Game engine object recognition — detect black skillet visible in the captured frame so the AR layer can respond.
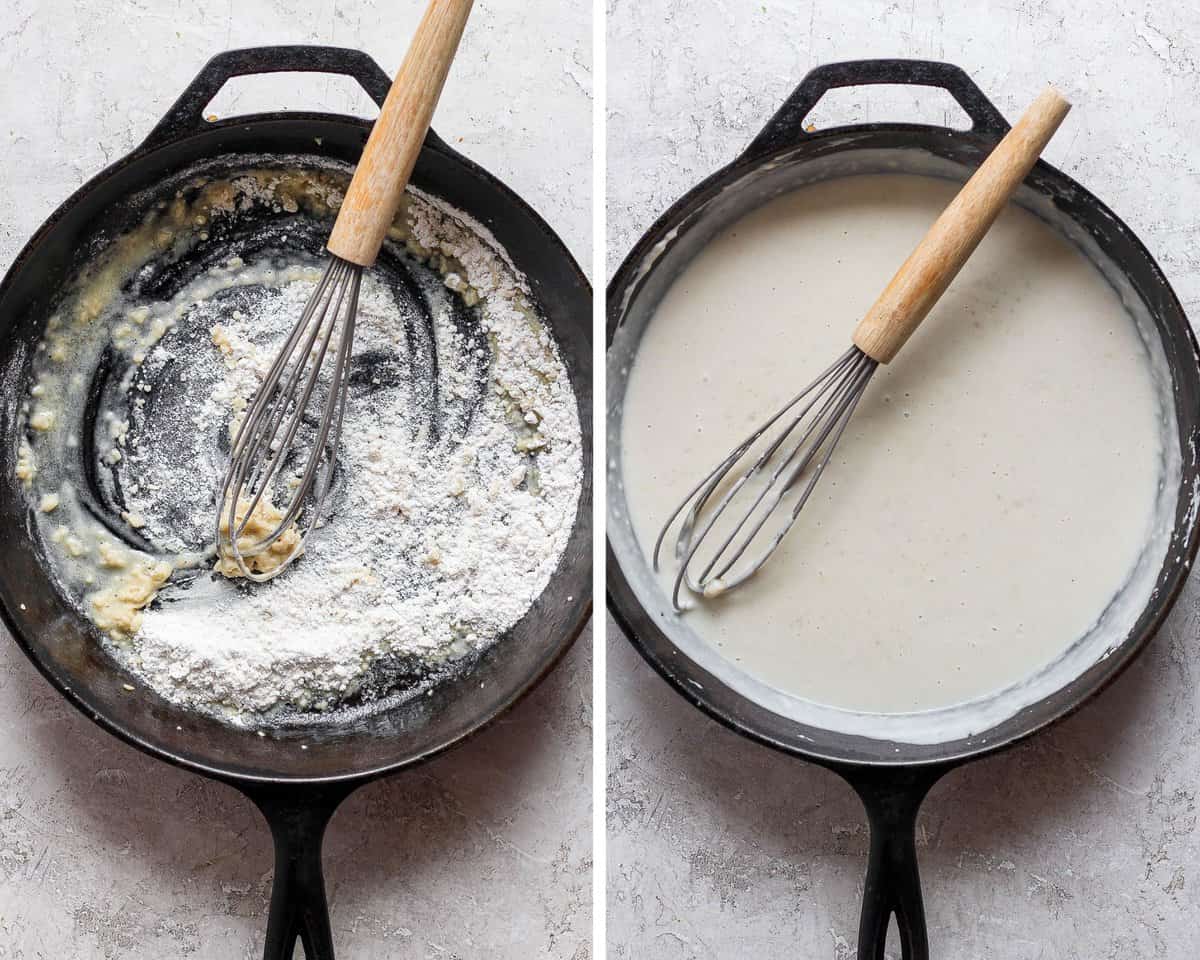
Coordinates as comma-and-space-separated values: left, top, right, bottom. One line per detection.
606, 59, 1200, 959
0, 46, 592, 959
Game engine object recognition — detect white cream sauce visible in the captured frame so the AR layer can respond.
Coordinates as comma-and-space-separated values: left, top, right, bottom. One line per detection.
620, 174, 1174, 716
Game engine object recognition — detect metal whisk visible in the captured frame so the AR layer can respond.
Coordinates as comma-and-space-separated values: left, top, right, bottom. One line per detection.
216, 258, 361, 580
654, 346, 877, 609
215, 0, 475, 580
656, 87, 1071, 610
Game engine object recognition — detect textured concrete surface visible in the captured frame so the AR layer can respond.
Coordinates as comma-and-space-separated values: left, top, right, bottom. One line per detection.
607, 1, 1200, 957
0, 1, 592, 958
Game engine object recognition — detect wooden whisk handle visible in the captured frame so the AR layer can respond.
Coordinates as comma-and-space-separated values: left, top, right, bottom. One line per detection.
326, 0, 474, 267
852, 86, 1071, 364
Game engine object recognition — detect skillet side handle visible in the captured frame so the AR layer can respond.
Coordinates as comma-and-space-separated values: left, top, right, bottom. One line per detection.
243, 782, 359, 960
139, 46, 390, 152
740, 59, 1011, 164
137, 44, 451, 155
840, 765, 949, 960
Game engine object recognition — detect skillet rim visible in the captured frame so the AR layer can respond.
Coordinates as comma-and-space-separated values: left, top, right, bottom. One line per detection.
0, 108, 594, 786
604, 118, 1200, 770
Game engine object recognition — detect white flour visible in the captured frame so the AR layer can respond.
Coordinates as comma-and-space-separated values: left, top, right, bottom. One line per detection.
20, 170, 582, 724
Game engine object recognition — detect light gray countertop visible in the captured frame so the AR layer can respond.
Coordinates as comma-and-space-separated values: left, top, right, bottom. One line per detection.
0, 1, 592, 957
607, 1, 1200, 957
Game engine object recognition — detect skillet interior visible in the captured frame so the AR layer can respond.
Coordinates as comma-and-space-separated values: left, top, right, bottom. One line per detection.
607, 130, 1200, 767
0, 115, 593, 782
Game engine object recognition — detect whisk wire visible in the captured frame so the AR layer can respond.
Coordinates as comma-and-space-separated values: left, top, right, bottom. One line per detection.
216, 255, 362, 581
675, 349, 860, 567
670, 353, 856, 599
716, 354, 874, 579
293, 270, 358, 533
651, 347, 857, 572
241, 261, 350, 532
227, 259, 342, 535
237, 258, 340, 452
658, 346, 878, 609
693, 350, 874, 588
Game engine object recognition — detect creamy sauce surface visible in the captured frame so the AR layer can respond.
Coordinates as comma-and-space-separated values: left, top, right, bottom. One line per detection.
620, 174, 1171, 714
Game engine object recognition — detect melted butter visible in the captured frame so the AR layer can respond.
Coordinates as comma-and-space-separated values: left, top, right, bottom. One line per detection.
214, 496, 304, 579
16, 169, 352, 639
88, 557, 173, 642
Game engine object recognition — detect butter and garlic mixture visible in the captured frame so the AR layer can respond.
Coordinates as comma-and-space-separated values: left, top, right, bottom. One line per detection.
16, 164, 582, 723
213, 497, 305, 579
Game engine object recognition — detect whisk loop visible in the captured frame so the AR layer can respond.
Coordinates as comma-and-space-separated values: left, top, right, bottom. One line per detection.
654, 347, 877, 611
215, 256, 361, 582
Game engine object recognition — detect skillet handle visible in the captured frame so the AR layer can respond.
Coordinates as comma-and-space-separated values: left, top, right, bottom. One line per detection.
741, 59, 1011, 163
839, 765, 949, 960
138, 44, 451, 153
241, 782, 358, 960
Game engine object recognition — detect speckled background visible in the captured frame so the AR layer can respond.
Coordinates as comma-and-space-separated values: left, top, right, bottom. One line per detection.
607, 1, 1200, 957
0, 1, 592, 957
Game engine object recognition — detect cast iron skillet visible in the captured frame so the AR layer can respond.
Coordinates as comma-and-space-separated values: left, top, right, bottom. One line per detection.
607, 60, 1200, 959
0, 46, 592, 959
